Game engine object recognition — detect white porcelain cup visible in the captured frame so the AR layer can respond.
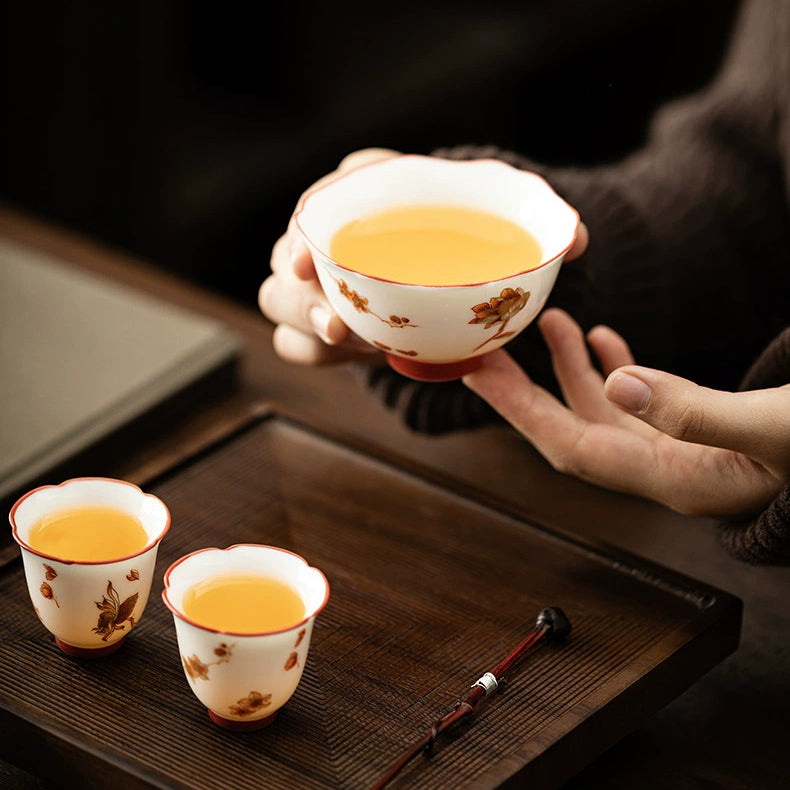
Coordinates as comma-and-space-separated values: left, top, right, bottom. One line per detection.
162, 544, 330, 730
9, 477, 171, 657
294, 154, 580, 381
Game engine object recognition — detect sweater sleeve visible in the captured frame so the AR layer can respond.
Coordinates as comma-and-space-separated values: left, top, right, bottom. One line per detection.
357, 0, 790, 435
717, 327, 790, 565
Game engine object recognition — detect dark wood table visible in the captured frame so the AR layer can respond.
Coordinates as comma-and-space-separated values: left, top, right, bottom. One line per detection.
0, 206, 787, 789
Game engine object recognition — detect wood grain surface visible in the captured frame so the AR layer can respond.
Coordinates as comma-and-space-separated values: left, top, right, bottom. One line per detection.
0, 412, 740, 789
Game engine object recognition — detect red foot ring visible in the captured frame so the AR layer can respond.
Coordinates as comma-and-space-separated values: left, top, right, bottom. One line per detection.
207, 709, 280, 731
385, 354, 484, 382
55, 637, 125, 658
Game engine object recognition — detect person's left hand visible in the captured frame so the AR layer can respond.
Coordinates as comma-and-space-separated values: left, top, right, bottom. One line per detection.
462, 308, 790, 518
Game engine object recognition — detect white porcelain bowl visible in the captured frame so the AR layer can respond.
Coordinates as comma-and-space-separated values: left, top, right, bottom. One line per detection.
10, 477, 170, 657
162, 544, 330, 731
294, 154, 580, 381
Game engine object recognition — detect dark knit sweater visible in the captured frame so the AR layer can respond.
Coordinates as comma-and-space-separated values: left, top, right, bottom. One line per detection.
357, 0, 790, 564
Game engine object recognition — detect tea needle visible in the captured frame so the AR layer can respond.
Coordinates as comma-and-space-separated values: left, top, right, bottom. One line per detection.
369, 606, 571, 790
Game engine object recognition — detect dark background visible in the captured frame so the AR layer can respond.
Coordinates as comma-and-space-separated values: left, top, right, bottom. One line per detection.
1, 0, 741, 308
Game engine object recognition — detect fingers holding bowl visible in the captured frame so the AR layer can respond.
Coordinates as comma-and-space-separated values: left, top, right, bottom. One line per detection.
260, 155, 406, 366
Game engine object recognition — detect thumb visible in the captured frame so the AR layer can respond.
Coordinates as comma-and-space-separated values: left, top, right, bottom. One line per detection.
564, 222, 589, 262
604, 366, 790, 468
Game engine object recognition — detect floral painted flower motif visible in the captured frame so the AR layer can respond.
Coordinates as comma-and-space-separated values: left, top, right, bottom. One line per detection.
372, 340, 418, 356
336, 279, 419, 329
284, 652, 299, 671
181, 654, 208, 680
338, 280, 369, 314
182, 642, 235, 681
92, 581, 138, 641
470, 288, 530, 351
39, 565, 60, 607
214, 642, 233, 660
126, 569, 140, 581
183, 654, 209, 681
40, 582, 59, 608
229, 691, 271, 717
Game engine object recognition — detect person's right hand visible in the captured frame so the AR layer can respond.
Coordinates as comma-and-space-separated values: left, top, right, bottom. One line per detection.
258, 147, 401, 365
463, 308, 790, 519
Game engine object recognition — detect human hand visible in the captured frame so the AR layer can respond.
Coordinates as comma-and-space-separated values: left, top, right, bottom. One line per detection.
463, 308, 790, 518
258, 147, 401, 365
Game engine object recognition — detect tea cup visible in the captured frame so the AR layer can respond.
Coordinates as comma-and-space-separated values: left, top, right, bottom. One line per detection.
294, 154, 580, 381
9, 477, 171, 657
161, 544, 330, 730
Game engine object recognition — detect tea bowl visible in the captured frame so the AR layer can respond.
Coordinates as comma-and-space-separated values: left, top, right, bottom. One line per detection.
9, 477, 171, 657
294, 154, 580, 381
162, 544, 330, 731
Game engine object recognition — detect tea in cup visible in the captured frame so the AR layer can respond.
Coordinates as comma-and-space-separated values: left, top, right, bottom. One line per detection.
295, 154, 579, 381
9, 477, 171, 657
162, 544, 330, 730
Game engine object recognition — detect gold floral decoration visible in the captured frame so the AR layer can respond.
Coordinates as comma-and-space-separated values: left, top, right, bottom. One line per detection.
229, 691, 272, 717
39, 582, 59, 608
182, 642, 235, 681
338, 280, 369, 314
183, 654, 209, 681
336, 279, 419, 329
93, 581, 138, 641
372, 340, 418, 356
40, 565, 59, 607
470, 288, 530, 351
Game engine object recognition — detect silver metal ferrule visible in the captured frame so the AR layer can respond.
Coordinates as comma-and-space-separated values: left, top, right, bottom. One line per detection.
471, 671, 498, 695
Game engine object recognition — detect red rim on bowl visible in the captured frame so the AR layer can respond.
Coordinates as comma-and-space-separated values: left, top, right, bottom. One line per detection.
293, 154, 581, 288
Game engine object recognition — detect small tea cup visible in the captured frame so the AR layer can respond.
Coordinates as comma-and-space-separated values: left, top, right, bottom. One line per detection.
294, 154, 580, 381
161, 544, 330, 731
9, 477, 171, 657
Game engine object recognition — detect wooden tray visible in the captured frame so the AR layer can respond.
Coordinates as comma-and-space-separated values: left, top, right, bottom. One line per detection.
0, 410, 742, 790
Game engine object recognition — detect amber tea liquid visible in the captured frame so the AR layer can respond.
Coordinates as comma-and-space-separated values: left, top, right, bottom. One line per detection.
182, 573, 306, 633
27, 505, 149, 562
329, 203, 543, 285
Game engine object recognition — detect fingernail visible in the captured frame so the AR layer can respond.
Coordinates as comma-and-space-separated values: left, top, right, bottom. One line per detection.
309, 305, 333, 344
606, 371, 652, 413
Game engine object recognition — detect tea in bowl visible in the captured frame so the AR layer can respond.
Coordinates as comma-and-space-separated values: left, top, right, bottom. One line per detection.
294, 154, 580, 381
162, 544, 330, 730
9, 477, 171, 657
